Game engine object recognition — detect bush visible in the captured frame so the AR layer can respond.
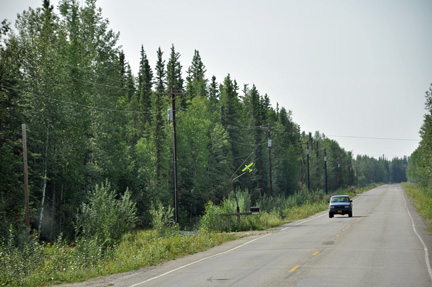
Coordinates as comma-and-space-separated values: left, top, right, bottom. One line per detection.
75, 180, 138, 248
150, 201, 179, 237
199, 191, 260, 232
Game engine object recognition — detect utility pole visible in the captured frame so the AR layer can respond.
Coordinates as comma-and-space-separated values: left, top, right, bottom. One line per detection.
306, 142, 310, 191
158, 89, 186, 224
324, 148, 328, 194
300, 158, 303, 185
267, 125, 273, 196
22, 124, 30, 229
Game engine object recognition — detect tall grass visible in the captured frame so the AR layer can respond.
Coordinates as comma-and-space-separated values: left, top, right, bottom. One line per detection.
0, 229, 235, 286
402, 182, 432, 231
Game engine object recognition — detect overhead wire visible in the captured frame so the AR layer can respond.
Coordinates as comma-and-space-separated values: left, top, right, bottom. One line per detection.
2, 85, 164, 115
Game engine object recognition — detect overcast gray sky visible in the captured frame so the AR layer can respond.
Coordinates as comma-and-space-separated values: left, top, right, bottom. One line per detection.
2, 0, 431, 159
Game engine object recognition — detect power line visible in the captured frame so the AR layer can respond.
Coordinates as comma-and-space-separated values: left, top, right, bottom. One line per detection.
328, 135, 420, 142
3, 85, 163, 114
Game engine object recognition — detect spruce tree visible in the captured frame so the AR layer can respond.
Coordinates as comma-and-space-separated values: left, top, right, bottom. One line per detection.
154, 47, 166, 179
167, 44, 185, 108
137, 45, 153, 128
186, 50, 207, 101
250, 85, 266, 195
208, 75, 219, 101
220, 74, 244, 178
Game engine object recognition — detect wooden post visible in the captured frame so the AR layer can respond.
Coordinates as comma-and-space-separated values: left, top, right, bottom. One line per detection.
157, 90, 187, 224
268, 125, 273, 196
171, 89, 179, 224
22, 124, 30, 229
324, 148, 328, 194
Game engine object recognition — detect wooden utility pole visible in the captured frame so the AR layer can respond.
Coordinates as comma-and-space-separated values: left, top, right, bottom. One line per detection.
306, 142, 310, 191
157, 89, 186, 223
171, 91, 179, 223
267, 125, 273, 196
22, 124, 30, 229
324, 148, 328, 194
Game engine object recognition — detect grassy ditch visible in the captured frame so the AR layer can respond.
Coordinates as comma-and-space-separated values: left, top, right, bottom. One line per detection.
402, 182, 432, 231
0, 186, 373, 286
0, 230, 235, 286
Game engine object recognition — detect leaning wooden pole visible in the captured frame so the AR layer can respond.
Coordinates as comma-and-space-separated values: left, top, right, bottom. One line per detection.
22, 124, 30, 229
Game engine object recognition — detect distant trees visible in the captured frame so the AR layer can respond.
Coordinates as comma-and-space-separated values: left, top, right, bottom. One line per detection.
354, 155, 407, 186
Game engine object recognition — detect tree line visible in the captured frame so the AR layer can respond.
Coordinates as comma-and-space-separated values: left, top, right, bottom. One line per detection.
407, 83, 432, 187
0, 0, 408, 241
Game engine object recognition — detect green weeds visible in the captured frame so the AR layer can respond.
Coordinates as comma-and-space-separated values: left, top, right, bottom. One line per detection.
0, 230, 234, 286
402, 183, 432, 231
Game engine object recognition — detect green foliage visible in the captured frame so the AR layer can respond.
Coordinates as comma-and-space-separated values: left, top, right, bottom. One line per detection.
150, 201, 179, 237
199, 191, 256, 232
408, 83, 432, 187
199, 188, 330, 233
0, 228, 234, 286
402, 183, 432, 231
75, 180, 137, 248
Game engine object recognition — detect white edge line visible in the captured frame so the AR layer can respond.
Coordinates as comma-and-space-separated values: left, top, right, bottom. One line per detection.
131, 210, 329, 286
129, 233, 272, 287
402, 190, 432, 282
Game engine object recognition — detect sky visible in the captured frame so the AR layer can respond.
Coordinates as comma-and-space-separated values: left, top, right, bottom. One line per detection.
2, 0, 432, 159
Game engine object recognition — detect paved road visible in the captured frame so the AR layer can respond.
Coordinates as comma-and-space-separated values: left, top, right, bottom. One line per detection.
65, 184, 432, 287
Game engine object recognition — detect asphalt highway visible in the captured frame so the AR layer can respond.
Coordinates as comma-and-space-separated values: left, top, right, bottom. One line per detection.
63, 184, 432, 287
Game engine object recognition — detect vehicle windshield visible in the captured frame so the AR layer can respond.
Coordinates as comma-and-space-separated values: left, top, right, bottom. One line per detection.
331, 197, 350, 203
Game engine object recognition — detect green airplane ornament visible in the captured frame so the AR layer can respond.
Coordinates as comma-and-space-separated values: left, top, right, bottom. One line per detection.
242, 162, 254, 173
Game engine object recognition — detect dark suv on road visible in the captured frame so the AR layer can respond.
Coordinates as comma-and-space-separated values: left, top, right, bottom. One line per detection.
329, 195, 352, 218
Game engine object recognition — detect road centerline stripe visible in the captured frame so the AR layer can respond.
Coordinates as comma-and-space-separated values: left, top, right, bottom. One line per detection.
289, 265, 301, 272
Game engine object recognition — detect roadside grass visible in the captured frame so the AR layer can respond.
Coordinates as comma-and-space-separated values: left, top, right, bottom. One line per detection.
0, 185, 375, 286
402, 182, 432, 231
0, 230, 236, 286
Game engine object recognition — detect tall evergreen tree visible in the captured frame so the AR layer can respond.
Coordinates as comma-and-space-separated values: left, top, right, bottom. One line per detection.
153, 47, 167, 179
167, 44, 185, 108
137, 45, 153, 128
219, 74, 245, 182
250, 85, 267, 194
208, 75, 219, 102
186, 50, 207, 101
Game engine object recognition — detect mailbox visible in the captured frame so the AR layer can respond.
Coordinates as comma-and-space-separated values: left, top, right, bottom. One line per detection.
250, 206, 260, 215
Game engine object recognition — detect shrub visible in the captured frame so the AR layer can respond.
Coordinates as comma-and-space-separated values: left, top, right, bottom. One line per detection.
199, 191, 260, 232
75, 180, 137, 248
150, 201, 179, 237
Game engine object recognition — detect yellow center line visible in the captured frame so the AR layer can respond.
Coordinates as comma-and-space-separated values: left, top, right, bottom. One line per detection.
289, 265, 301, 272
312, 251, 320, 256
342, 229, 346, 232
336, 234, 340, 237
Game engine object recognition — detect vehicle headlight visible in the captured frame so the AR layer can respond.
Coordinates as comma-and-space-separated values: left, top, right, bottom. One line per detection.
345, 205, 350, 208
